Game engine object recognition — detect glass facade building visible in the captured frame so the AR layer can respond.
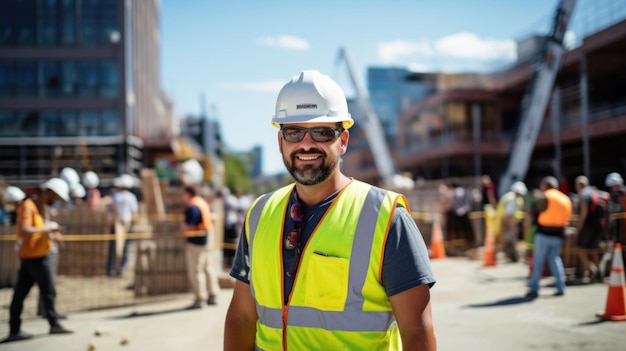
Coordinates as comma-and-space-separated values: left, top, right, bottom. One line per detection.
0, 0, 168, 188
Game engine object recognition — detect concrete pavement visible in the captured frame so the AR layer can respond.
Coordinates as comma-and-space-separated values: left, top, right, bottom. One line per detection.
1, 257, 625, 351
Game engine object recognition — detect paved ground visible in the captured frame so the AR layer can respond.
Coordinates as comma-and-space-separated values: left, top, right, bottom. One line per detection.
1, 256, 625, 351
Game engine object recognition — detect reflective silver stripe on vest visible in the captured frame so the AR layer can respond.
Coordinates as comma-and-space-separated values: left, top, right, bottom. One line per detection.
248, 192, 273, 302
255, 187, 396, 332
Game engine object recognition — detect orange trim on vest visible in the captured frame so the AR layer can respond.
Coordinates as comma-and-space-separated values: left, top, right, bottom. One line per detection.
189, 196, 213, 232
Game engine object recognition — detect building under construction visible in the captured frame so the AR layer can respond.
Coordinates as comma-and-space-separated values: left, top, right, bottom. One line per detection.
342, 6, 626, 193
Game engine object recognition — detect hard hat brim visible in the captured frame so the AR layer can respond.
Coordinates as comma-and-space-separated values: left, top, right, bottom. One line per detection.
272, 116, 354, 129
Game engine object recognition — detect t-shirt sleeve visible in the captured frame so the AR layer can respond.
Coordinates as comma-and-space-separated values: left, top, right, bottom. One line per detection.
184, 205, 202, 226
382, 207, 436, 296
229, 223, 250, 284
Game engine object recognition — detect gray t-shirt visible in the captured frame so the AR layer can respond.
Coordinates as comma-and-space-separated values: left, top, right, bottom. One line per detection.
229, 191, 436, 304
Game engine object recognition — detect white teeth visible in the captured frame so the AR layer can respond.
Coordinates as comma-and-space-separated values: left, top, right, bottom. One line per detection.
298, 155, 318, 161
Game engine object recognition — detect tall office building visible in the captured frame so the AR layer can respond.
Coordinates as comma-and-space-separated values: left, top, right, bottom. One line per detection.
0, 0, 172, 188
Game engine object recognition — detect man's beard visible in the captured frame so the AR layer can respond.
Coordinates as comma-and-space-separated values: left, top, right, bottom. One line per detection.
284, 149, 338, 186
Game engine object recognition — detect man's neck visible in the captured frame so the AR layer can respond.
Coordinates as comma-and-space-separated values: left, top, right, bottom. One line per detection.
295, 173, 351, 206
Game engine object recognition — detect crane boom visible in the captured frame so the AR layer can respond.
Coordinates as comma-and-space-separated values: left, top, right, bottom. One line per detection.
336, 47, 397, 187
498, 0, 576, 197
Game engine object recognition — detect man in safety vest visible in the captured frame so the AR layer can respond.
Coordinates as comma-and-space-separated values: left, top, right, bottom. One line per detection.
495, 181, 527, 263
224, 70, 436, 350
5, 179, 73, 342
526, 176, 572, 298
181, 185, 220, 308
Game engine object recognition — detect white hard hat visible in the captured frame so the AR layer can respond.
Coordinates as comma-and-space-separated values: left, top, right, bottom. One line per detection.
70, 183, 86, 198
60, 167, 80, 186
43, 177, 70, 202
511, 181, 528, 196
272, 70, 353, 129
605, 172, 624, 187
180, 159, 204, 185
113, 174, 135, 189
82, 171, 100, 189
5, 186, 26, 202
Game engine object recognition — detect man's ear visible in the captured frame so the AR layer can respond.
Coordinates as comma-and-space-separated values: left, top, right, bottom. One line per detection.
277, 130, 284, 153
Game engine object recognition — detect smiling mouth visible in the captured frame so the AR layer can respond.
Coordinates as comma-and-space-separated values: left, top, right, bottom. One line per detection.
297, 155, 321, 161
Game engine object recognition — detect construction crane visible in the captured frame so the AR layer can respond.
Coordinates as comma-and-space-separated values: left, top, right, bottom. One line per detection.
498, 0, 577, 197
336, 47, 413, 189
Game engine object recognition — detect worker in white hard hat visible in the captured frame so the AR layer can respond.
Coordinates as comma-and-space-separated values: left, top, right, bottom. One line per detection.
106, 174, 138, 276
59, 167, 80, 188
2, 186, 27, 226
495, 181, 528, 263
5, 178, 73, 342
82, 171, 101, 211
604, 172, 625, 262
224, 70, 436, 350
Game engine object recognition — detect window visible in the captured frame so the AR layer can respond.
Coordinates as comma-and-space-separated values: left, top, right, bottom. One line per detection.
0, 1, 15, 45
41, 61, 62, 96
15, 0, 36, 45
79, 0, 99, 45
0, 0, 119, 47
59, 111, 78, 136
16, 62, 37, 96
76, 61, 98, 96
0, 112, 20, 136
61, 61, 75, 95
101, 110, 119, 136
0, 62, 16, 96
39, 0, 59, 45
20, 111, 40, 136
100, 61, 119, 96
80, 110, 99, 136
60, 0, 75, 44
40, 111, 59, 136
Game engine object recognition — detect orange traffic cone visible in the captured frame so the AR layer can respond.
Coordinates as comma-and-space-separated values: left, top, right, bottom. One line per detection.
429, 216, 447, 259
596, 243, 626, 321
482, 208, 496, 267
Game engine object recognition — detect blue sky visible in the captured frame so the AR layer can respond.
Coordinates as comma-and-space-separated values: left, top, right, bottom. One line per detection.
160, 0, 570, 175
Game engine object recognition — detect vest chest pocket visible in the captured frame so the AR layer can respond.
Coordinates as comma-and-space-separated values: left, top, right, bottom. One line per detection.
301, 252, 349, 311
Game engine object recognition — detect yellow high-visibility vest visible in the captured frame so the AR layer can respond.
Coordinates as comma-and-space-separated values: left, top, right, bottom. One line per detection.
245, 179, 408, 350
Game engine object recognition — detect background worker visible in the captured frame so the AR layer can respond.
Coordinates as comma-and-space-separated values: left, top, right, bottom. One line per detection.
495, 181, 527, 263
605, 172, 626, 266
82, 171, 101, 211
526, 176, 572, 298
181, 185, 220, 308
224, 70, 436, 350
106, 174, 138, 276
574, 175, 608, 283
5, 179, 73, 342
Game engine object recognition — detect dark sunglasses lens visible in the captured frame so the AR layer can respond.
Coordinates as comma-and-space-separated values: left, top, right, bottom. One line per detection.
310, 127, 337, 142
283, 128, 306, 142
282, 127, 339, 142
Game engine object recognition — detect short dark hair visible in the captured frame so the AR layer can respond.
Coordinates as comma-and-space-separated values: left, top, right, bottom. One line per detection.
184, 186, 197, 197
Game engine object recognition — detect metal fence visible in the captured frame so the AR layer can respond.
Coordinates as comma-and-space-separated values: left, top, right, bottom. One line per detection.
0, 208, 232, 323
1, 204, 624, 323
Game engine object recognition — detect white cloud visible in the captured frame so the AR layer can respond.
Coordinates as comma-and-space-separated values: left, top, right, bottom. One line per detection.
434, 32, 516, 62
217, 80, 286, 93
377, 39, 433, 63
407, 63, 435, 73
256, 35, 310, 50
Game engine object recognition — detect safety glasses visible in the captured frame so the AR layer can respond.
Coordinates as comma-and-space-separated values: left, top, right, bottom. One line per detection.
280, 126, 343, 143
